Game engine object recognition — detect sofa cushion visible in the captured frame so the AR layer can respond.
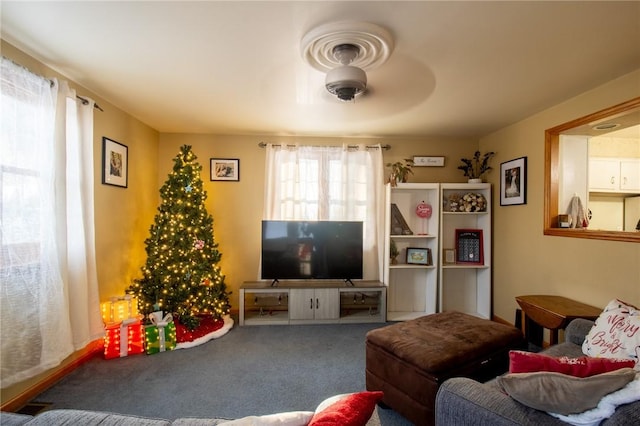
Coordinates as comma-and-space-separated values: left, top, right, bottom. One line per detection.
218, 411, 314, 426
582, 299, 640, 367
171, 419, 229, 426
496, 368, 636, 415
509, 350, 635, 377
22, 409, 171, 425
0, 412, 34, 426
308, 391, 383, 426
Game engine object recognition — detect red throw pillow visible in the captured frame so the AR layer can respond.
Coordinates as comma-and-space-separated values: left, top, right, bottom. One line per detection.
308, 391, 384, 426
509, 350, 635, 378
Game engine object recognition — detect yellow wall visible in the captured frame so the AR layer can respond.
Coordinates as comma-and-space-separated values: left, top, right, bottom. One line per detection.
93, 100, 159, 301
1, 41, 160, 406
158, 134, 476, 308
480, 70, 640, 325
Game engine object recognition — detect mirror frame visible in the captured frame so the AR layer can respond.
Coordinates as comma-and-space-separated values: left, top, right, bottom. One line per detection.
544, 97, 640, 243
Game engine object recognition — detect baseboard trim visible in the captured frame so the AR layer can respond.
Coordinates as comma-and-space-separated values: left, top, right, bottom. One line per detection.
1, 339, 103, 413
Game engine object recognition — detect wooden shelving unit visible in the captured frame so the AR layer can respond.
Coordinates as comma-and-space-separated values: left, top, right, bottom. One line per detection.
383, 183, 440, 321
438, 183, 492, 319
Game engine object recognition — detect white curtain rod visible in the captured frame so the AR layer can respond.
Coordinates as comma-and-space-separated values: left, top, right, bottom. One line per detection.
258, 142, 391, 150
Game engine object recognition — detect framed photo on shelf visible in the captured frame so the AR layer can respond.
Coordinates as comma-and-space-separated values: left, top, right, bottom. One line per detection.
406, 247, 432, 265
102, 137, 128, 188
500, 156, 527, 206
443, 248, 456, 264
210, 158, 240, 181
455, 229, 484, 264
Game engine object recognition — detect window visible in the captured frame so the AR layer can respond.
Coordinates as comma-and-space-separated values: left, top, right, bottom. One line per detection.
267, 148, 369, 220
1, 58, 101, 388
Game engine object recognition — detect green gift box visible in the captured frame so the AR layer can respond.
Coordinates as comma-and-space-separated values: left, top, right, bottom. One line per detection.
145, 313, 176, 354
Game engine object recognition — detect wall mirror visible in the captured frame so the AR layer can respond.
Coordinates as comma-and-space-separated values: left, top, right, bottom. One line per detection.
544, 97, 640, 243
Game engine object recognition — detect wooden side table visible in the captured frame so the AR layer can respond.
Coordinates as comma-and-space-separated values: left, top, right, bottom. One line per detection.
515, 295, 601, 345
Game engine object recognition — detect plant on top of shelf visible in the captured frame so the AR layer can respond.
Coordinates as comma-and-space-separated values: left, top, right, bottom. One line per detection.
386, 159, 414, 186
458, 151, 495, 182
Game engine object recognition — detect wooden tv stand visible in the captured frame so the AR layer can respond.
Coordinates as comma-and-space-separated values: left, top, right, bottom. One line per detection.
239, 280, 386, 326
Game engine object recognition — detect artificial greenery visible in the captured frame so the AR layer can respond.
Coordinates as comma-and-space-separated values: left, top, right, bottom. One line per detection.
386, 159, 414, 184
457, 151, 495, 179
389, 240, 399, 263
128, 145, 230, 330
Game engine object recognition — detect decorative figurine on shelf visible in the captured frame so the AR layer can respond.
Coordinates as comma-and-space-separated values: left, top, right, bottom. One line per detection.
458, 193, 487, 212
390, 240, 399, 265
386, 159, 414, 186
415, 201, 432, 234
458, 151, 495, 182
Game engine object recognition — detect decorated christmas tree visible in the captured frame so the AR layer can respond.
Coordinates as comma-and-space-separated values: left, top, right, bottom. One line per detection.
129, 145, 230, 331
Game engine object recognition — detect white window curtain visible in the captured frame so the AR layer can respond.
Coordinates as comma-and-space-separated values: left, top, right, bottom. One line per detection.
0, 58, 103, 388
263, 144, 385, 280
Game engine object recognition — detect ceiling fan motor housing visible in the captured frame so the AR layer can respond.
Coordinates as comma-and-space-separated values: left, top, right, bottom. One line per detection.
325, 65, 367, 101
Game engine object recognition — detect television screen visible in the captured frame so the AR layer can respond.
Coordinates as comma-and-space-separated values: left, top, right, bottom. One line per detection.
261, 220, 363, 281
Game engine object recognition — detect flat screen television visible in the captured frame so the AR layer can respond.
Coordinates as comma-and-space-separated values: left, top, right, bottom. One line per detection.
261, 220, 363, 283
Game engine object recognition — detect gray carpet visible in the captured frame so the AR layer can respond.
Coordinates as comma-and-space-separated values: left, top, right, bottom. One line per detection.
31, 320, 412, 425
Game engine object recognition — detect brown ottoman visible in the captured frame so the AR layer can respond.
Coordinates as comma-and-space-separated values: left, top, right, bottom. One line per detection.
365, 311, 525, 426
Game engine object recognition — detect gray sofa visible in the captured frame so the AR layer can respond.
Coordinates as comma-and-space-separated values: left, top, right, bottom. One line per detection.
435, 318, 640, 425
0, 410, 206, 425
0, 410, 386, 425
0, 402, 386, 426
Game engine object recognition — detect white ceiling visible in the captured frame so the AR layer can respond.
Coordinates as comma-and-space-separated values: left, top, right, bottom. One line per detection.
2, 1, 639, 139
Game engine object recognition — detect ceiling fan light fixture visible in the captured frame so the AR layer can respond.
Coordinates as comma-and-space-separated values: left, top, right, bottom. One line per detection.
300, 21, 393, 101
325, 65, 367, 101
592, 123, 621, 131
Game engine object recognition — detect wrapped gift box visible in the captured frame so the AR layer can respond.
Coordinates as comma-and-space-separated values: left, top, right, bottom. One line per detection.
104, 318, 145, 359
101, 295, 139, 324
145, 312, 176, 354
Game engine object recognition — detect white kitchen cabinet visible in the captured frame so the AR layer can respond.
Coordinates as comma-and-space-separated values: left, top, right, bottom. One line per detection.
589, 158, 640, 193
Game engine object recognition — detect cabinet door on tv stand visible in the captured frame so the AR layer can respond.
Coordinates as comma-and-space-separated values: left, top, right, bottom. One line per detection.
313, 288, 340, 320
290, 288, 339, 321
290, 288, 315, 320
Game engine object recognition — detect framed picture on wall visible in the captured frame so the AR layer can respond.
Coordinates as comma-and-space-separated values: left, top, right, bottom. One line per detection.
500, 156, 527, 206
210, 158, 240, 181
102, 137, 128, 188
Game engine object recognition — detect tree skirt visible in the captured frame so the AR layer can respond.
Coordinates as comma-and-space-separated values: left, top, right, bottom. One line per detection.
174, 314, 233, 350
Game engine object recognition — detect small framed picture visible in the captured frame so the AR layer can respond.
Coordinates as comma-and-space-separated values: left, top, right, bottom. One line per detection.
443, 249, 456, 264
102, 137, 128, 188
210, 158, 239, 181
406, 247, 432, 265
500, 156, 527, 206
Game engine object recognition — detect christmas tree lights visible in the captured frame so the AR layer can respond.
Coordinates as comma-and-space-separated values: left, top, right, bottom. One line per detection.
128, 145, 230, 330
